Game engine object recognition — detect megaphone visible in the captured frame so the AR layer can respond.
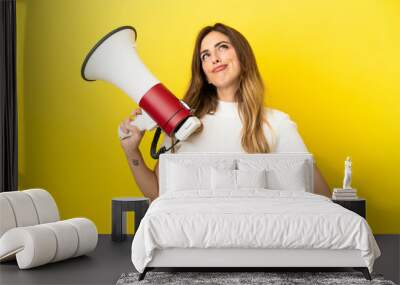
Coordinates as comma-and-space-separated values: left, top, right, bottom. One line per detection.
81, 26, 201, 158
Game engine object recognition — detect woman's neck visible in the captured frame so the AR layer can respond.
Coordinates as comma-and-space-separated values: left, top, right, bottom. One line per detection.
216, 82, 239, 102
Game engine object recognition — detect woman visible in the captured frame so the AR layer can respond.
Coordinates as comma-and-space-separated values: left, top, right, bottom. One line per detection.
120, 23, 331, 201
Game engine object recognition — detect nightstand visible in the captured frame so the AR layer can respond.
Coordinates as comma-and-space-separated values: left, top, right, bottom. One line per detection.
332, 198, 366, 218
112, 197, 150, 242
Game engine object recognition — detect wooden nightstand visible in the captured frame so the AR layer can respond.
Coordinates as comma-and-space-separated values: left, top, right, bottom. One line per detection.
332, 198, 366, 218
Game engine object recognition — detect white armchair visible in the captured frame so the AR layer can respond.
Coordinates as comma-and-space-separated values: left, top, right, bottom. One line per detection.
0, 189, 98, 269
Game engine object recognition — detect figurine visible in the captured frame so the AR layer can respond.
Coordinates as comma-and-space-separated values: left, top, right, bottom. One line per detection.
342, 156, 352, 189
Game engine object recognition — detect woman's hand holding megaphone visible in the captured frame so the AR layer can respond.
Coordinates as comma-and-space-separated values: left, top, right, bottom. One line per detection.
120, 108, 145, 157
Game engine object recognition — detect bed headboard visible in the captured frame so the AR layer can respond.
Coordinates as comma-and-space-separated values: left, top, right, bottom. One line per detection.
158, 153, 314, 195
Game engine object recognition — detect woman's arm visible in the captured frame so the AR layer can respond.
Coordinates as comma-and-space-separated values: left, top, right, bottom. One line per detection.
120, 108, 160, 202
270, 113, 331, 197
313, 165, 331, 198
123, 151, 159, 202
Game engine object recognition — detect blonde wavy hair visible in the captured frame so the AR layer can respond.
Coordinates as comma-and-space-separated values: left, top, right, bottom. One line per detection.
175, 23, 272, 153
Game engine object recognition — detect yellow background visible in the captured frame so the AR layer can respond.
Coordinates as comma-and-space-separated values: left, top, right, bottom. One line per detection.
16, 0, 400, 234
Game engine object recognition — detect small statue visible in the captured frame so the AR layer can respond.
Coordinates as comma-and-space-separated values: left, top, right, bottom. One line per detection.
342, 156, 352, 189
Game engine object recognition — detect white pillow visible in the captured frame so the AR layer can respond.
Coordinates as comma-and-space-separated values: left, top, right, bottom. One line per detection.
211, 168, 236, 190
237, 159, 307, 191
167, 162, 210, 191
166, 159, 236, 192
266, 163, 306, 191
211, 169, 267, 190
236, 169, 267, 189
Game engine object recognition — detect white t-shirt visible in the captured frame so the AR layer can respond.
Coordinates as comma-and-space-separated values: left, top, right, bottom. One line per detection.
161, 100, 308, 153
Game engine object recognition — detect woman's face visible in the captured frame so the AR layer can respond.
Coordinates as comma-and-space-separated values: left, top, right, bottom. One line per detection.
200, 31, 241, 90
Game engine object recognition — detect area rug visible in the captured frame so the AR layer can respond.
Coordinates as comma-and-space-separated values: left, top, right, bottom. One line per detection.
116, 271, 396, 285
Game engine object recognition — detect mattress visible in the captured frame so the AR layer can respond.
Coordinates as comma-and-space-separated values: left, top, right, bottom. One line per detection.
131, 190, 381, 273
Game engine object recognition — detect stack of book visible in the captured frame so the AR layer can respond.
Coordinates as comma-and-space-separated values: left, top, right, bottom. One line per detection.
332, 188, 358, 200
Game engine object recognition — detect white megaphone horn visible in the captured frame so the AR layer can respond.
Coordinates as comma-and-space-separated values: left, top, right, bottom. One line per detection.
81, 26, 201, 158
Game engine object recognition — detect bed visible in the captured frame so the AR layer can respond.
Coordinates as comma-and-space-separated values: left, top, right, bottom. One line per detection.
131, 153, 381, 280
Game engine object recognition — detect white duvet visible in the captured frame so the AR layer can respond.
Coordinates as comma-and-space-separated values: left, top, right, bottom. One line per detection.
131, 190, 380, 273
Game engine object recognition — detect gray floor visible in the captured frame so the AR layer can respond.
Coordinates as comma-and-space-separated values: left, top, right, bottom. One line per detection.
0, 235, 398, 285
375, 235, 400, 284
0, 235, 135, 285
